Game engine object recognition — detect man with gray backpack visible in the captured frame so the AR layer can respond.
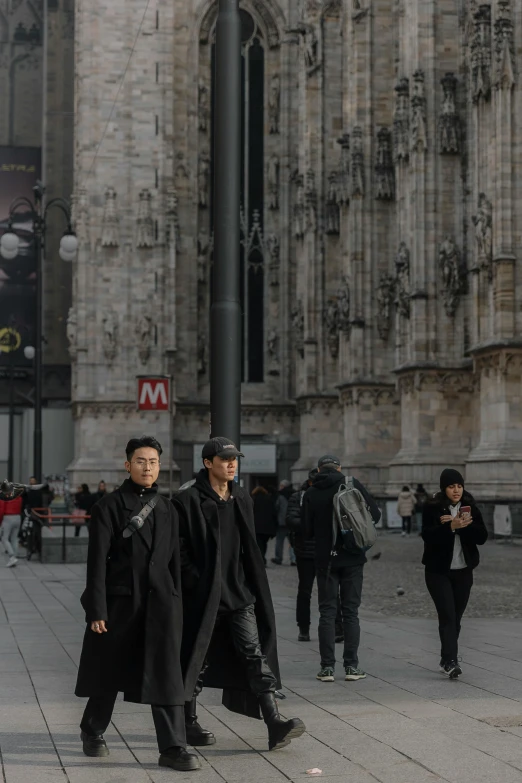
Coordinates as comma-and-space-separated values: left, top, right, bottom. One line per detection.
303, 455, 381, 683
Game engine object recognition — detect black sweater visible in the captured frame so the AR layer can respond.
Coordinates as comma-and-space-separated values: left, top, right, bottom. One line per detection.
421, 491, 488, 574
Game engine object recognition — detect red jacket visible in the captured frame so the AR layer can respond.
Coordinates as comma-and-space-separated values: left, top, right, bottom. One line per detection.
0, 496, 23, 523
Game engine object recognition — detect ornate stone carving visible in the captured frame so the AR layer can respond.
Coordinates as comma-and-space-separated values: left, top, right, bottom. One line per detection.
394, 242, 411, 319
351, 127, 364, 197
376, 273, 395, 340
439, 73, 460, 154
267, 329, 279, 374
323, 297, 339, 357
198, 81, 209, 132
293, 173, 306, 239
251, 0, 280, 48
165, 187, 180, 251
136, 189, 154, 249
71, 187, 89, 241
197, 229, 210, 283
393, 78, 409, 162
494, 0, 515, 90
197, 331, 207, 376
411, 70, 427, 153
267, 154, 279, 209
337, 277, 351, 334
323, 0, 342, 18
325, 172, 340, 235
102, 311, 118, 361
336, 133, 350, 205
198, 153, 210, 208
472, 192, 493, 278
268, 74, 280, 134
101, 187, 119, 248
439, 237, 465, 317
136, 314, 153, 364
266, 234, 280, 286
292, 22, 319, 75
66, 308, 77, 359
471, 4, 492, 103
305, 169, 317, 232
291, 299, 305, 356
375, 128, 395, 200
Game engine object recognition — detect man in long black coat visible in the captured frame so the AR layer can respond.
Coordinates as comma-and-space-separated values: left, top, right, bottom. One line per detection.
174, 437, 306, 752
75, 436, 200, 772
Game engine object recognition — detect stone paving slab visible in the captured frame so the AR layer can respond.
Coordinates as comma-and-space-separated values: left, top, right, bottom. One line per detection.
2, 540, 522, 781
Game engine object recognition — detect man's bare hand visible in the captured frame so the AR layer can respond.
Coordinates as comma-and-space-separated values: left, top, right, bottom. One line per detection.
91, 620, 107, 634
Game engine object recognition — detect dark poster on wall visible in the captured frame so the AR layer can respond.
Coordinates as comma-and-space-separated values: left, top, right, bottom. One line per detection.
0, 146, 41, 368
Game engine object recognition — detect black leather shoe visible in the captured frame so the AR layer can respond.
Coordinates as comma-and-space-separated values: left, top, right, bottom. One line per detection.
80, 730, 109, 757
184, 697, 216, 745
258, 693, 306, 751
298, 627, 310, 642
159, 747, 201, 771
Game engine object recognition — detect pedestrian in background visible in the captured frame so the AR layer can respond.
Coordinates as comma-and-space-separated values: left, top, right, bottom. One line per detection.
397, 485, 416, 536
93, 480, 108, 503
414, 483, 428, 534
252, 485, 277, 565
422, 468, 488, 679
0, 492, 23, 567
74, 484, 94, 537
271, 480, 295, 565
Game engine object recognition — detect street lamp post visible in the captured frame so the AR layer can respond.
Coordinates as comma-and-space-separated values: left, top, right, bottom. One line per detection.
211, 0, 242, 448
0, 184, 77, 481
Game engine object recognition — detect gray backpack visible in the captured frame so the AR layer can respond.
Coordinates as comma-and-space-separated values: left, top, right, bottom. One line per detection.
332, 477, 378, 555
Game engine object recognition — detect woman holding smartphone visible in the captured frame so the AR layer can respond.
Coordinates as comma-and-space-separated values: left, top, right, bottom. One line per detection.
422, 469, 488, 678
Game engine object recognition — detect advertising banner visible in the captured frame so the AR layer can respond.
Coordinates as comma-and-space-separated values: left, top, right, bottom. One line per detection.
0, 146, 41, 368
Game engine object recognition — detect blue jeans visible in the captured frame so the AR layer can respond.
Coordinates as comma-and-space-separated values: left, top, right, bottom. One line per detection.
317, 563, 364, 668
274, 526, 295, 563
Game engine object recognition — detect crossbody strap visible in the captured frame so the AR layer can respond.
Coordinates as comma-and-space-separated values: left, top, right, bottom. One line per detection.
122, 494, 160, 538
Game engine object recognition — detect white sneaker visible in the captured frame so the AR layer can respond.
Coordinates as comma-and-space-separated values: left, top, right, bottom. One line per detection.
6, 556, 18, 568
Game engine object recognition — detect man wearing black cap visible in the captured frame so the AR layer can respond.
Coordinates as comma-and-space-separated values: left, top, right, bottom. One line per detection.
174, 437, 306, 752
303, 455, 381, 683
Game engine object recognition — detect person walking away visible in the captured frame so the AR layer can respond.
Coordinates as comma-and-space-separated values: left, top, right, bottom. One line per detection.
303, 455, 381, 683
414, 483, 428, 534
272, 480, 295, 565
397, 485, 416, 536
174, 437, 306, 752
422, 468, 487, 679
74, 484, 94, 537
0, 492, 23, 567
75, 436, 200, 771
93, 480, 108, 503
252, 486, 277, 564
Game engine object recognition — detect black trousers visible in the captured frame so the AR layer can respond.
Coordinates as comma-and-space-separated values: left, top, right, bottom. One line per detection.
295, 557, 342, 631
317, 564, 364, 669
256, 533, 271, 562
80, 692, 186, 752
425, 567, 474, 662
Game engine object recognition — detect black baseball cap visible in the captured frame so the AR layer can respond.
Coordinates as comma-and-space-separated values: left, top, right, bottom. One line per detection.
317, 454, 341, 468
202, 437, 245, 460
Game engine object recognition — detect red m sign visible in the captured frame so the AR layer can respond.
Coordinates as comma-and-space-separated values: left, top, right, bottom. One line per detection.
137, 376, 171, 411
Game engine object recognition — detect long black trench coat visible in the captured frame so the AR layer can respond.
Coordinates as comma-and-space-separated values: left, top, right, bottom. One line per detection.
75, 480, 184, 706
173, 473, 282, 720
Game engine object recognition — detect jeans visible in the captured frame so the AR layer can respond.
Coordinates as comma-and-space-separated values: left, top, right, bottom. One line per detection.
81, 692, 186, 752
317, 564, 364, 669
295, 557, 342, 631
401, 516, 412, 534
274, 526, 295, 564
2, 515, 20, 558
415, 511, 423, 534
425, 568, 473, 662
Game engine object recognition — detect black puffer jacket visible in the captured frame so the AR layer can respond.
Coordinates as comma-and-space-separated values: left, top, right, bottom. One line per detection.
422, 490, 488, 574
286, 483, 315, 560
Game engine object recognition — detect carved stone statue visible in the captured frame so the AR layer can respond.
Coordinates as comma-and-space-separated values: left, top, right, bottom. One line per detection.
101, 187, 119, 248
136, 314, 153, 364
376, 274, 395, 340
324, 298, 339, 357
439, 73, 460, 154
411, 70, 427, 153
393, 78, 409, 162
102, 311, 118, 361
136, 189, 154, 249
293, 174, 306, 239
165, 187, 180, 250
336, 133, 351, 205
472, 192, 493, 274
394, 242, 411, 319
291, 299, 305, 356
267, 154, 279, 209
337, 277, 351, 334
267, 329, 279, 374
439, 237, 464, 317
351, 127, 364, 197
494, 0, 515, 90
266, 234, 280, 286
198, 154, 210, 208
375, 127, 395, 200
325, 172, 340, 235
66, 307, 77, 359
198, 81, 209, 133
471, 4, 492, 103
268, 74, 280, 134
305, 169, 317, 232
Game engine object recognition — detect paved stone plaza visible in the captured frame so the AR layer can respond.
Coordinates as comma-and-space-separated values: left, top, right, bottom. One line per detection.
2, 536, 522, 782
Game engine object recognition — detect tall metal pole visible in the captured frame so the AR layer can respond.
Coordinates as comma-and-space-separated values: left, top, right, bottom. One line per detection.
210, 0, 242, 447
34, 229, 43, 481
7, 349, 15, 480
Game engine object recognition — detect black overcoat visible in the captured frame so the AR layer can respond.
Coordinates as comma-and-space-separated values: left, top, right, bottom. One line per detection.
75, 480, 184, 706
173, 473, 281, 720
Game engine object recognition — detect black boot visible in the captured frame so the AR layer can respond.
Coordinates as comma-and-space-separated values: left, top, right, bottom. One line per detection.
184, 698, 216, 746
158, 747, 201, 771
298, 626, 311, 642
80, 730, 109, 757
258, 692, 306, 751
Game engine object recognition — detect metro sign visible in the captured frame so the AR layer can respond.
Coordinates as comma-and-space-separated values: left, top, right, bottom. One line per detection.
137, 376, 171, 411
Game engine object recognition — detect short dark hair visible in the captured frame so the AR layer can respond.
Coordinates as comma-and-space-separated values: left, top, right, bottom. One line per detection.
126, 436, 163, 461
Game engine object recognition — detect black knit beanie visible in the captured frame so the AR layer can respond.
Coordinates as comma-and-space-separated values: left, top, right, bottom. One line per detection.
440, 468, 464, 491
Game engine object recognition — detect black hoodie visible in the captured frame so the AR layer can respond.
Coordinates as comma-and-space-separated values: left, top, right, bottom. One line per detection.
303, 469, 381, 569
